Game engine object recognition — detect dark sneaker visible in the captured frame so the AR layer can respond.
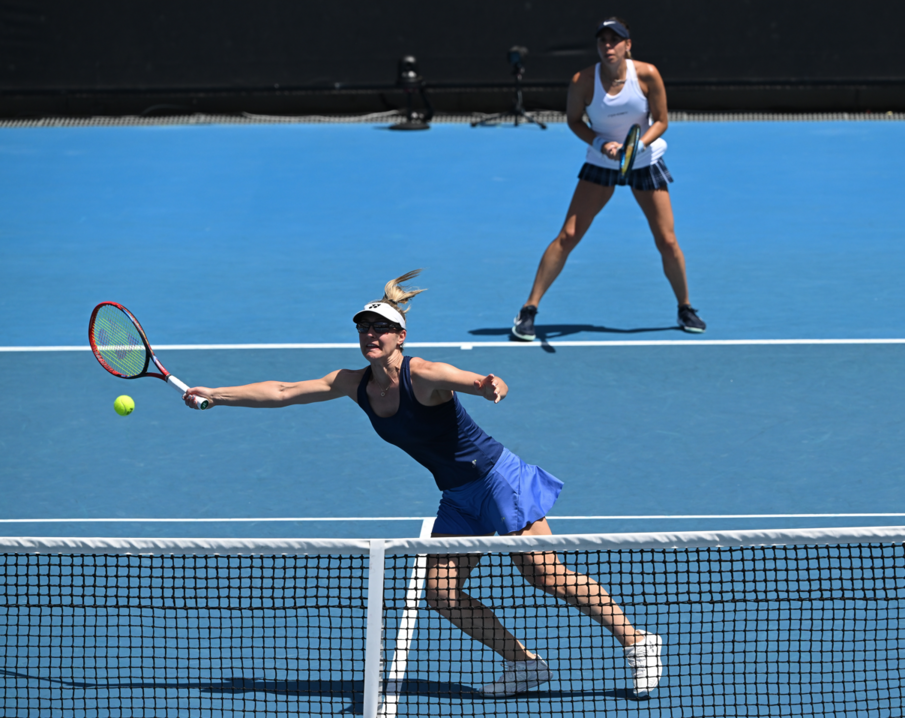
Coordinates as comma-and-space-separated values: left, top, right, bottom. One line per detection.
512, 305, 538, 341
678, 304, 706, 333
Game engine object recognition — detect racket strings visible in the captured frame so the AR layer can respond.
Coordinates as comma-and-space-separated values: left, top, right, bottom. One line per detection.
91, 305, 148, 378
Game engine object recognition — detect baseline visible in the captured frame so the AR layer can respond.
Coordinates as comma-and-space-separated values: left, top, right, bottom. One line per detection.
3, 513, 905, 523
3, 338, 905, 352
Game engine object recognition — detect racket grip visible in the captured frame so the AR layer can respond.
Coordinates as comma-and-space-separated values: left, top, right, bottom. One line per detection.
167, 375, 210, 410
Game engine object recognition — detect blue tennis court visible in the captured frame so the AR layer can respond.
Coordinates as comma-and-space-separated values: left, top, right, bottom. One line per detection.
1, 117, 904, 716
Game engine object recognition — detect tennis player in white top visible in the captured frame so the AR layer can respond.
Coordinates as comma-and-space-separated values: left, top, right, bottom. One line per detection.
512, 17, 706, 340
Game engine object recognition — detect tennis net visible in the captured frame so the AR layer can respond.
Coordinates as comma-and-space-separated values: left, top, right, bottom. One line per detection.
2, 527, 903, 717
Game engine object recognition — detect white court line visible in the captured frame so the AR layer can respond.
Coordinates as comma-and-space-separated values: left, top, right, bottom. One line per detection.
0, 517, 433, 523
2, 338, 905, 352
3, 513, 905, 523
381, 517, 435, 717
551, 513, 905, 519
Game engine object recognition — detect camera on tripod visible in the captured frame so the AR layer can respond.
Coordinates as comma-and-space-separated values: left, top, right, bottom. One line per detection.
508, 46, 528, 76
390, 55, 434, 131
472, 46, 546, 129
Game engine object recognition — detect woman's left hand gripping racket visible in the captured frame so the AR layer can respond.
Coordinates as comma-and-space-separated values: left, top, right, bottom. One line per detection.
89, 302, 209, 410
619, 124, 642, 179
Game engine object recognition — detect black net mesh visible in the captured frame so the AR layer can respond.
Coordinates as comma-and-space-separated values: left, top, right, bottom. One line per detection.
380, 543, 904, 716
1, 553, 369, 716
1, 537, 903, 717
1, 112, 903, 129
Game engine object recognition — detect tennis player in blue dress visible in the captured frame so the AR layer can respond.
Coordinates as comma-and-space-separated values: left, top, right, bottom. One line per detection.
184, 270, 663, 698
512, 17, 706, 341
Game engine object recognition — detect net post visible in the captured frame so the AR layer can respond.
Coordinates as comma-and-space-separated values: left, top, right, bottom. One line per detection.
362, 539, 386, 718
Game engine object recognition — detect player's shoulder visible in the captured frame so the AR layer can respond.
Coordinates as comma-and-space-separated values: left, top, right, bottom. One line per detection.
328, 366, 368, 401
333, 366, 368, 387
408, 355, 435, 374
570, 64, 598, 87
409, 356, 456, 380
632, 60, 663, 83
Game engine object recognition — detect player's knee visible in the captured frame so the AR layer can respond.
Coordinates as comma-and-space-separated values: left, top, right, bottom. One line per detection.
424, 585, 459, 612
654, 232, 679, 255
524, 563, 570, 597
531, 572, 569, 598
555, 227, 581, 253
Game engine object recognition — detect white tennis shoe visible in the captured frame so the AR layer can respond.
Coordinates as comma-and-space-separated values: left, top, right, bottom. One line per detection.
624, 630, 663, 697
480, 654, 552, 696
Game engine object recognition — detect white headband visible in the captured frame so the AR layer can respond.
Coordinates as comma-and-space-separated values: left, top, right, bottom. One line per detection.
353, 302, 406, 329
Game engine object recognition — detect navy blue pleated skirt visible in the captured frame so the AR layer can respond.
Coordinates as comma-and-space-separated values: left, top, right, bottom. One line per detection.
578, 158, 674, 190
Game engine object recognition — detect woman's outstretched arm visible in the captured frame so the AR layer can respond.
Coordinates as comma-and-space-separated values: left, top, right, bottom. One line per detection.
411, 358, 509, 404
183, 368, 363, 409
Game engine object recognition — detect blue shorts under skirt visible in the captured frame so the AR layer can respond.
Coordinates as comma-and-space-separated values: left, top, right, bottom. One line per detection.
433, 448, 564, 536
578, 158, 674, 191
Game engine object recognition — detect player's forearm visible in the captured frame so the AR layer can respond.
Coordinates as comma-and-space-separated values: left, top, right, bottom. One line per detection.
568, 117, 597, 146
453, 371, 508, 402
454, 373, 492, 396
210, 381, 297, 408
423, 364, 486, 395
642, 119, 667, 147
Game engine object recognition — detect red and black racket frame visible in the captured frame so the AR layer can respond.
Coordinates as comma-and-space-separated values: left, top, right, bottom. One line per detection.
88, 301, 208, 409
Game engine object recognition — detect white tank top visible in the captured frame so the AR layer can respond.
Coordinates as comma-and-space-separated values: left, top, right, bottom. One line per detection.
584, 60, 666, 170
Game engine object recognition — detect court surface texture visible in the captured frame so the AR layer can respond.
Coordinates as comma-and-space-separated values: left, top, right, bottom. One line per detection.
1, 118, 903, 716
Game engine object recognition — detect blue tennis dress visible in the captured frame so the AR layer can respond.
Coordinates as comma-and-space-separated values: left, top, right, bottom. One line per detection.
357, 356, 563, 535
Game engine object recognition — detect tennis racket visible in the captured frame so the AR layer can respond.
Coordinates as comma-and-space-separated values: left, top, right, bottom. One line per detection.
619, 124, 642, 179
88, 302, 209, 410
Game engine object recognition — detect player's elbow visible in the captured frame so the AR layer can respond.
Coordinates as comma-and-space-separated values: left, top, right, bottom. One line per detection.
566, 116, 586, 135
272, 382, 300, 405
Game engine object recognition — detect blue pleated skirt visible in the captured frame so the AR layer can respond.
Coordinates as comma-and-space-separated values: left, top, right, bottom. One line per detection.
433, 448, 564, 536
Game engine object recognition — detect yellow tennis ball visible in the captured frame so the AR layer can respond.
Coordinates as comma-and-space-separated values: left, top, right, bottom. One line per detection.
114, 395, 135, 416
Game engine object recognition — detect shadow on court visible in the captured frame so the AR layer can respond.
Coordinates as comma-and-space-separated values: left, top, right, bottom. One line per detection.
2, 669, 647, 715
470, 324, 683, 351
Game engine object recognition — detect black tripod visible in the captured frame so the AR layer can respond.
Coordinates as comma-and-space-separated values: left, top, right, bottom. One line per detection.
472, 47, 547, 130
390, 56, 434, 131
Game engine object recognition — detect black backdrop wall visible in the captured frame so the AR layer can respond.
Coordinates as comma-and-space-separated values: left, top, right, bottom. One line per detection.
2, 0, 903, 116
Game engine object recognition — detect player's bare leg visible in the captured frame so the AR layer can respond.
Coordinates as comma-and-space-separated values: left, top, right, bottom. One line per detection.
508, 518, 641, 647
525, 181, 615, 308
512, 518, 663, 697
632, 187, 689, 306
425, 549, 536, 662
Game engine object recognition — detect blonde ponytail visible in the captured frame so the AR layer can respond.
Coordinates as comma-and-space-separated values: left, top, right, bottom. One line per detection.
377, 269, 426, 318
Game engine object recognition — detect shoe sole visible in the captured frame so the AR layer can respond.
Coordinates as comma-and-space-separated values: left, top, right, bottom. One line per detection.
481, 673, 552, 697
679, 325, 705, 334
510, 328, 536, 341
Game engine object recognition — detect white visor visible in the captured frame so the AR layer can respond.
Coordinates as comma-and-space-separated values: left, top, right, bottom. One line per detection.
353, 302, 406, 329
